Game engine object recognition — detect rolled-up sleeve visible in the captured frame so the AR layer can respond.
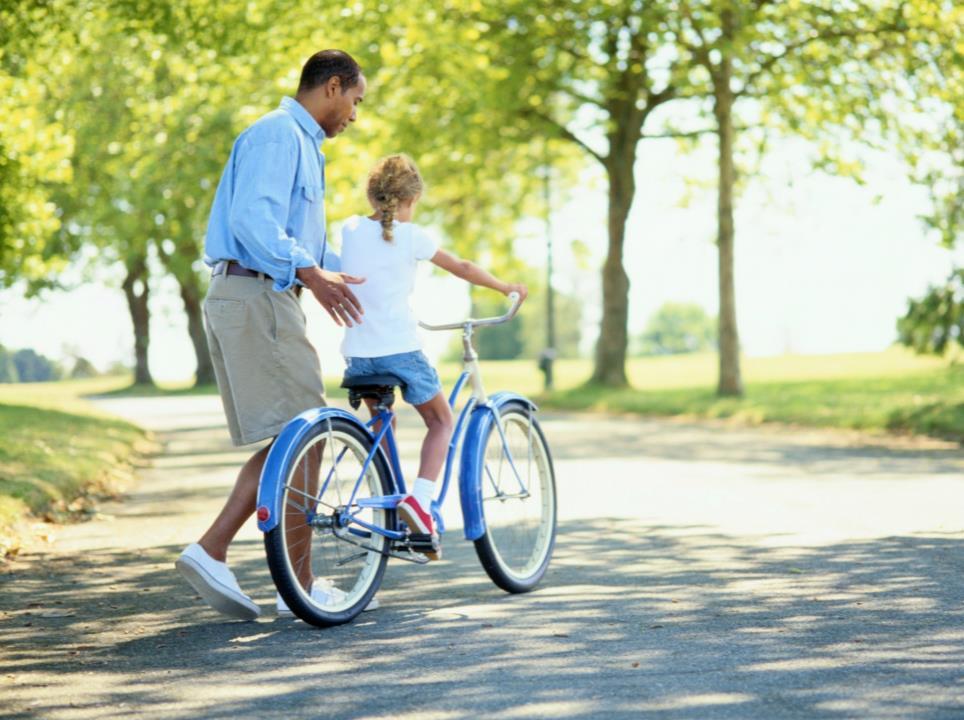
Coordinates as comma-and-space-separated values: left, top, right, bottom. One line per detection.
228, 138, 317, 291
321, 249, 341, 272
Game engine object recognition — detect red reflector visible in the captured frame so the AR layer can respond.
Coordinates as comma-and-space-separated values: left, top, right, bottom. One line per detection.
257, 506, 270, 522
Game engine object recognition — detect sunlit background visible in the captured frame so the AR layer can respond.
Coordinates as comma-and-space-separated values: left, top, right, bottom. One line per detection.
0, 0, 960, 387
1, 141, 958, 381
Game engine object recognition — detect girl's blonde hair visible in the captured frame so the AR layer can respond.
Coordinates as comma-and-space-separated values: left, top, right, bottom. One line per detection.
366, 154, 424, 242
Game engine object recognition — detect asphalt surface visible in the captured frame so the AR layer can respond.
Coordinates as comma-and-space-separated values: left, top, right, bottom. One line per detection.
2, 395, 963, 719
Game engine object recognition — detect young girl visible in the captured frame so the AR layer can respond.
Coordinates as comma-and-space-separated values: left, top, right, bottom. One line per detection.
339, 154, 527, 558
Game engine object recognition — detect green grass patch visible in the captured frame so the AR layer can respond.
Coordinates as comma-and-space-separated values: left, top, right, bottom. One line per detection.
92, 376, 219, 397
540, 349, 964, 442
58, 348, 961, 442
0, 378, 153, 557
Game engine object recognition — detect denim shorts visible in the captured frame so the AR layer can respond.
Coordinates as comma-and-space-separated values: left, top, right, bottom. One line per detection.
343, 351, 442, 406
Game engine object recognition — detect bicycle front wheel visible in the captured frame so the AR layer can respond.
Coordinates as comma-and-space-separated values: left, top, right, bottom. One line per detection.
473, 401, 557, 593
264, 417, 394, 627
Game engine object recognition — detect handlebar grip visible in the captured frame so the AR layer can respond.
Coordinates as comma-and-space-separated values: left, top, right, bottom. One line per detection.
419, 290, 524, 331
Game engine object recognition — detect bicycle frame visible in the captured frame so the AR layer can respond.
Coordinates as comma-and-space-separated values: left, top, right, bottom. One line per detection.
333, 374, 534, 540
256, 293, 536, 543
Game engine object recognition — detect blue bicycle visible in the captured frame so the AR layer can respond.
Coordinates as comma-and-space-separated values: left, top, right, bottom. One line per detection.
255, 293, 557, 627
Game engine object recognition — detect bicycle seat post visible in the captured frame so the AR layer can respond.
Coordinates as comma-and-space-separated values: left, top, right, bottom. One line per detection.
372, 393, 394, 415
346, 384, 397, 412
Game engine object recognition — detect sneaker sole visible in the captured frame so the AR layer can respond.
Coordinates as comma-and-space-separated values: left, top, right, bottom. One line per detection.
397, 503, 433, 535
277, 593, 381, 617
175, 555, 261, 620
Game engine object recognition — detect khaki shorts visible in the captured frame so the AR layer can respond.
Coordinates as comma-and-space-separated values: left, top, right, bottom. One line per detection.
204, 273, 325, 446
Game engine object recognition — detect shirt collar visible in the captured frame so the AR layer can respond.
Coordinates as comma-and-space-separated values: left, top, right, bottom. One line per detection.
280, 96, 326, 143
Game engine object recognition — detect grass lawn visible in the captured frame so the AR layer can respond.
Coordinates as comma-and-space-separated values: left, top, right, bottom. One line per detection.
102, 346, 961, 441
0, 377, 154, 557
538, 348, 964, 442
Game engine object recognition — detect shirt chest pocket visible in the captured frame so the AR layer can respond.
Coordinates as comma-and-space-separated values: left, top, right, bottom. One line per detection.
301, 182, 322, 204
296, 161, 323, 204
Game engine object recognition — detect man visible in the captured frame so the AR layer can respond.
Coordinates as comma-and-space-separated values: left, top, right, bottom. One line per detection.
175, 50, 369, 620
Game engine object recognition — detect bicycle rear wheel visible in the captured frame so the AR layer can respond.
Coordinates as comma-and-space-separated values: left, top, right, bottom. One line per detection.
473, 401, 556, 593
264, 417, 394, 627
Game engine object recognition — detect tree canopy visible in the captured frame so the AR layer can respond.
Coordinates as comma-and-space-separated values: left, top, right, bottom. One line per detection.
1, 0, 960, 386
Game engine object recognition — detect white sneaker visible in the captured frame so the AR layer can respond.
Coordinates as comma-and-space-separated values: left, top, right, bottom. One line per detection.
276, 580, 380, 617
175, 543, 261, 620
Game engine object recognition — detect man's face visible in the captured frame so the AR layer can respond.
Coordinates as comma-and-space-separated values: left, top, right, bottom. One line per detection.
320, 73, 366, 137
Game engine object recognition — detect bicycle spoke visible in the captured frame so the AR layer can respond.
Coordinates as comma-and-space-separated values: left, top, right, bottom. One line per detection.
327, 419, 343, 508
267, 417, 393, 625
302, 452, 311, 508
284, 494, 309, 513
526, 407, 534, 491
474, 405, 555, 591
335, 551, 369, 567
483, 460, 501, 497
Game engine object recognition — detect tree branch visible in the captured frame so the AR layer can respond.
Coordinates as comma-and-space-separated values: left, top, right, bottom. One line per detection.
641, 122, 760, 140
741, 22, 906, 96
523, 108, 606, 164
641, 127, 714, 140
642, 85, 677, 115
556, 83, 606, 110
677, 0, 714, 72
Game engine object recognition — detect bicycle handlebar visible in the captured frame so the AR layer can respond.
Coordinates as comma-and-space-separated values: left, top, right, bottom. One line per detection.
419, 292, 523, 331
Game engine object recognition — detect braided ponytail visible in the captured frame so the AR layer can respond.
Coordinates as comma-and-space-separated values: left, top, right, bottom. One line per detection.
379, 196, 398, 241
366, 154, 424, 242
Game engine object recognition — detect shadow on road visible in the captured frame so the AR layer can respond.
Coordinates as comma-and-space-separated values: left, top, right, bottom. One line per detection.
3, 518, 964, 718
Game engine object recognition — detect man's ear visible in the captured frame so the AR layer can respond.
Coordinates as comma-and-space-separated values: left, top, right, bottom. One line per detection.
326, 76, 342, 97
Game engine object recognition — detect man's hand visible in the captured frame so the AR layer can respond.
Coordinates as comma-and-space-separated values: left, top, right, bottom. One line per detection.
297, 266, 365, 326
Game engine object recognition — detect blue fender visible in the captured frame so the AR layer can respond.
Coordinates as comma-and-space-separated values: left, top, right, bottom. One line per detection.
459, 392, 538, 541
256, 407, 371, 532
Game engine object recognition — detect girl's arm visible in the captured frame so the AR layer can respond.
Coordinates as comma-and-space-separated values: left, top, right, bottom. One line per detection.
430, 249, 528, 301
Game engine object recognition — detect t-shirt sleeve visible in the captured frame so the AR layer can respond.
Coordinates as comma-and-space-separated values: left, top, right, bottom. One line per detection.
410, 224, 439, 261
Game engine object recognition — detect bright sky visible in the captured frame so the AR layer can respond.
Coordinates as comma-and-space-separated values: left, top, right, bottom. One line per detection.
0, 136, 960, 382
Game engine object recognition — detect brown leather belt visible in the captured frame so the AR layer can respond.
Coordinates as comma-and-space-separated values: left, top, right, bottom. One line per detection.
211, 260, 302, 297
212, 260, 268, 280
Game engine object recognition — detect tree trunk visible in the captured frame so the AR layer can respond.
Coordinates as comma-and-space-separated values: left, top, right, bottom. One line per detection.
591, 150, 634, 387
121, 254, 154, 386
154, 225, 215, 387
178, 274, 215, 386
713, 14, 744, 398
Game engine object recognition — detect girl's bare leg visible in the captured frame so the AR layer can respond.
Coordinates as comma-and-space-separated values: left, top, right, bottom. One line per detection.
412, 392, 454, 481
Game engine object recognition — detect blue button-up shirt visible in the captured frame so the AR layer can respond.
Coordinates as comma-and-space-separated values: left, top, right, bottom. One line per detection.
203, 96, 338, 291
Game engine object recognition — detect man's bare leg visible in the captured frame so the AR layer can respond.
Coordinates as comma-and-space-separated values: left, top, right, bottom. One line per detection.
285, 443, 321, 590
198, 442, 272, 562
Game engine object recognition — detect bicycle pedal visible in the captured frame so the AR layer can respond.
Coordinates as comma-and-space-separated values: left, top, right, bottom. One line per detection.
408, 533, 442, 561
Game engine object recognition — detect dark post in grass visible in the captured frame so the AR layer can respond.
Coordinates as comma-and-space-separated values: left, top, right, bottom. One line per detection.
540, 142, 556, 391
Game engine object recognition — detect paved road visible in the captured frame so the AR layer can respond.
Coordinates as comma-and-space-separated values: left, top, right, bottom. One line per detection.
2, 396, 963, 719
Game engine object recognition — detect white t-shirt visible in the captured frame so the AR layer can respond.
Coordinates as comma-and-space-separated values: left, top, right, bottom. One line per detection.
339, 215, 439, 357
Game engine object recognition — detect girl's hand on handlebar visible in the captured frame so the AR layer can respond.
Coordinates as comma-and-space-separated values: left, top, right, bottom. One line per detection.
505, 283, 528, 303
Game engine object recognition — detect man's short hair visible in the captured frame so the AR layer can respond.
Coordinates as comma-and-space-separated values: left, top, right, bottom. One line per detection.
298, 50, 362, 93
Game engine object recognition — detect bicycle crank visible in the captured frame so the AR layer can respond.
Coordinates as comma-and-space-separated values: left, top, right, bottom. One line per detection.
332, 524, 431, 565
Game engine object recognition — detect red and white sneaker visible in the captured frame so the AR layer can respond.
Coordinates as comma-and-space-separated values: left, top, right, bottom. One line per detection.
396, 495, 435, 535
396, 495, 441, 561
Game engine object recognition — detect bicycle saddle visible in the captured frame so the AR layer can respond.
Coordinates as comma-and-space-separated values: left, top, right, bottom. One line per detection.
340, 374, 406, 390
341, 374, 406, 410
